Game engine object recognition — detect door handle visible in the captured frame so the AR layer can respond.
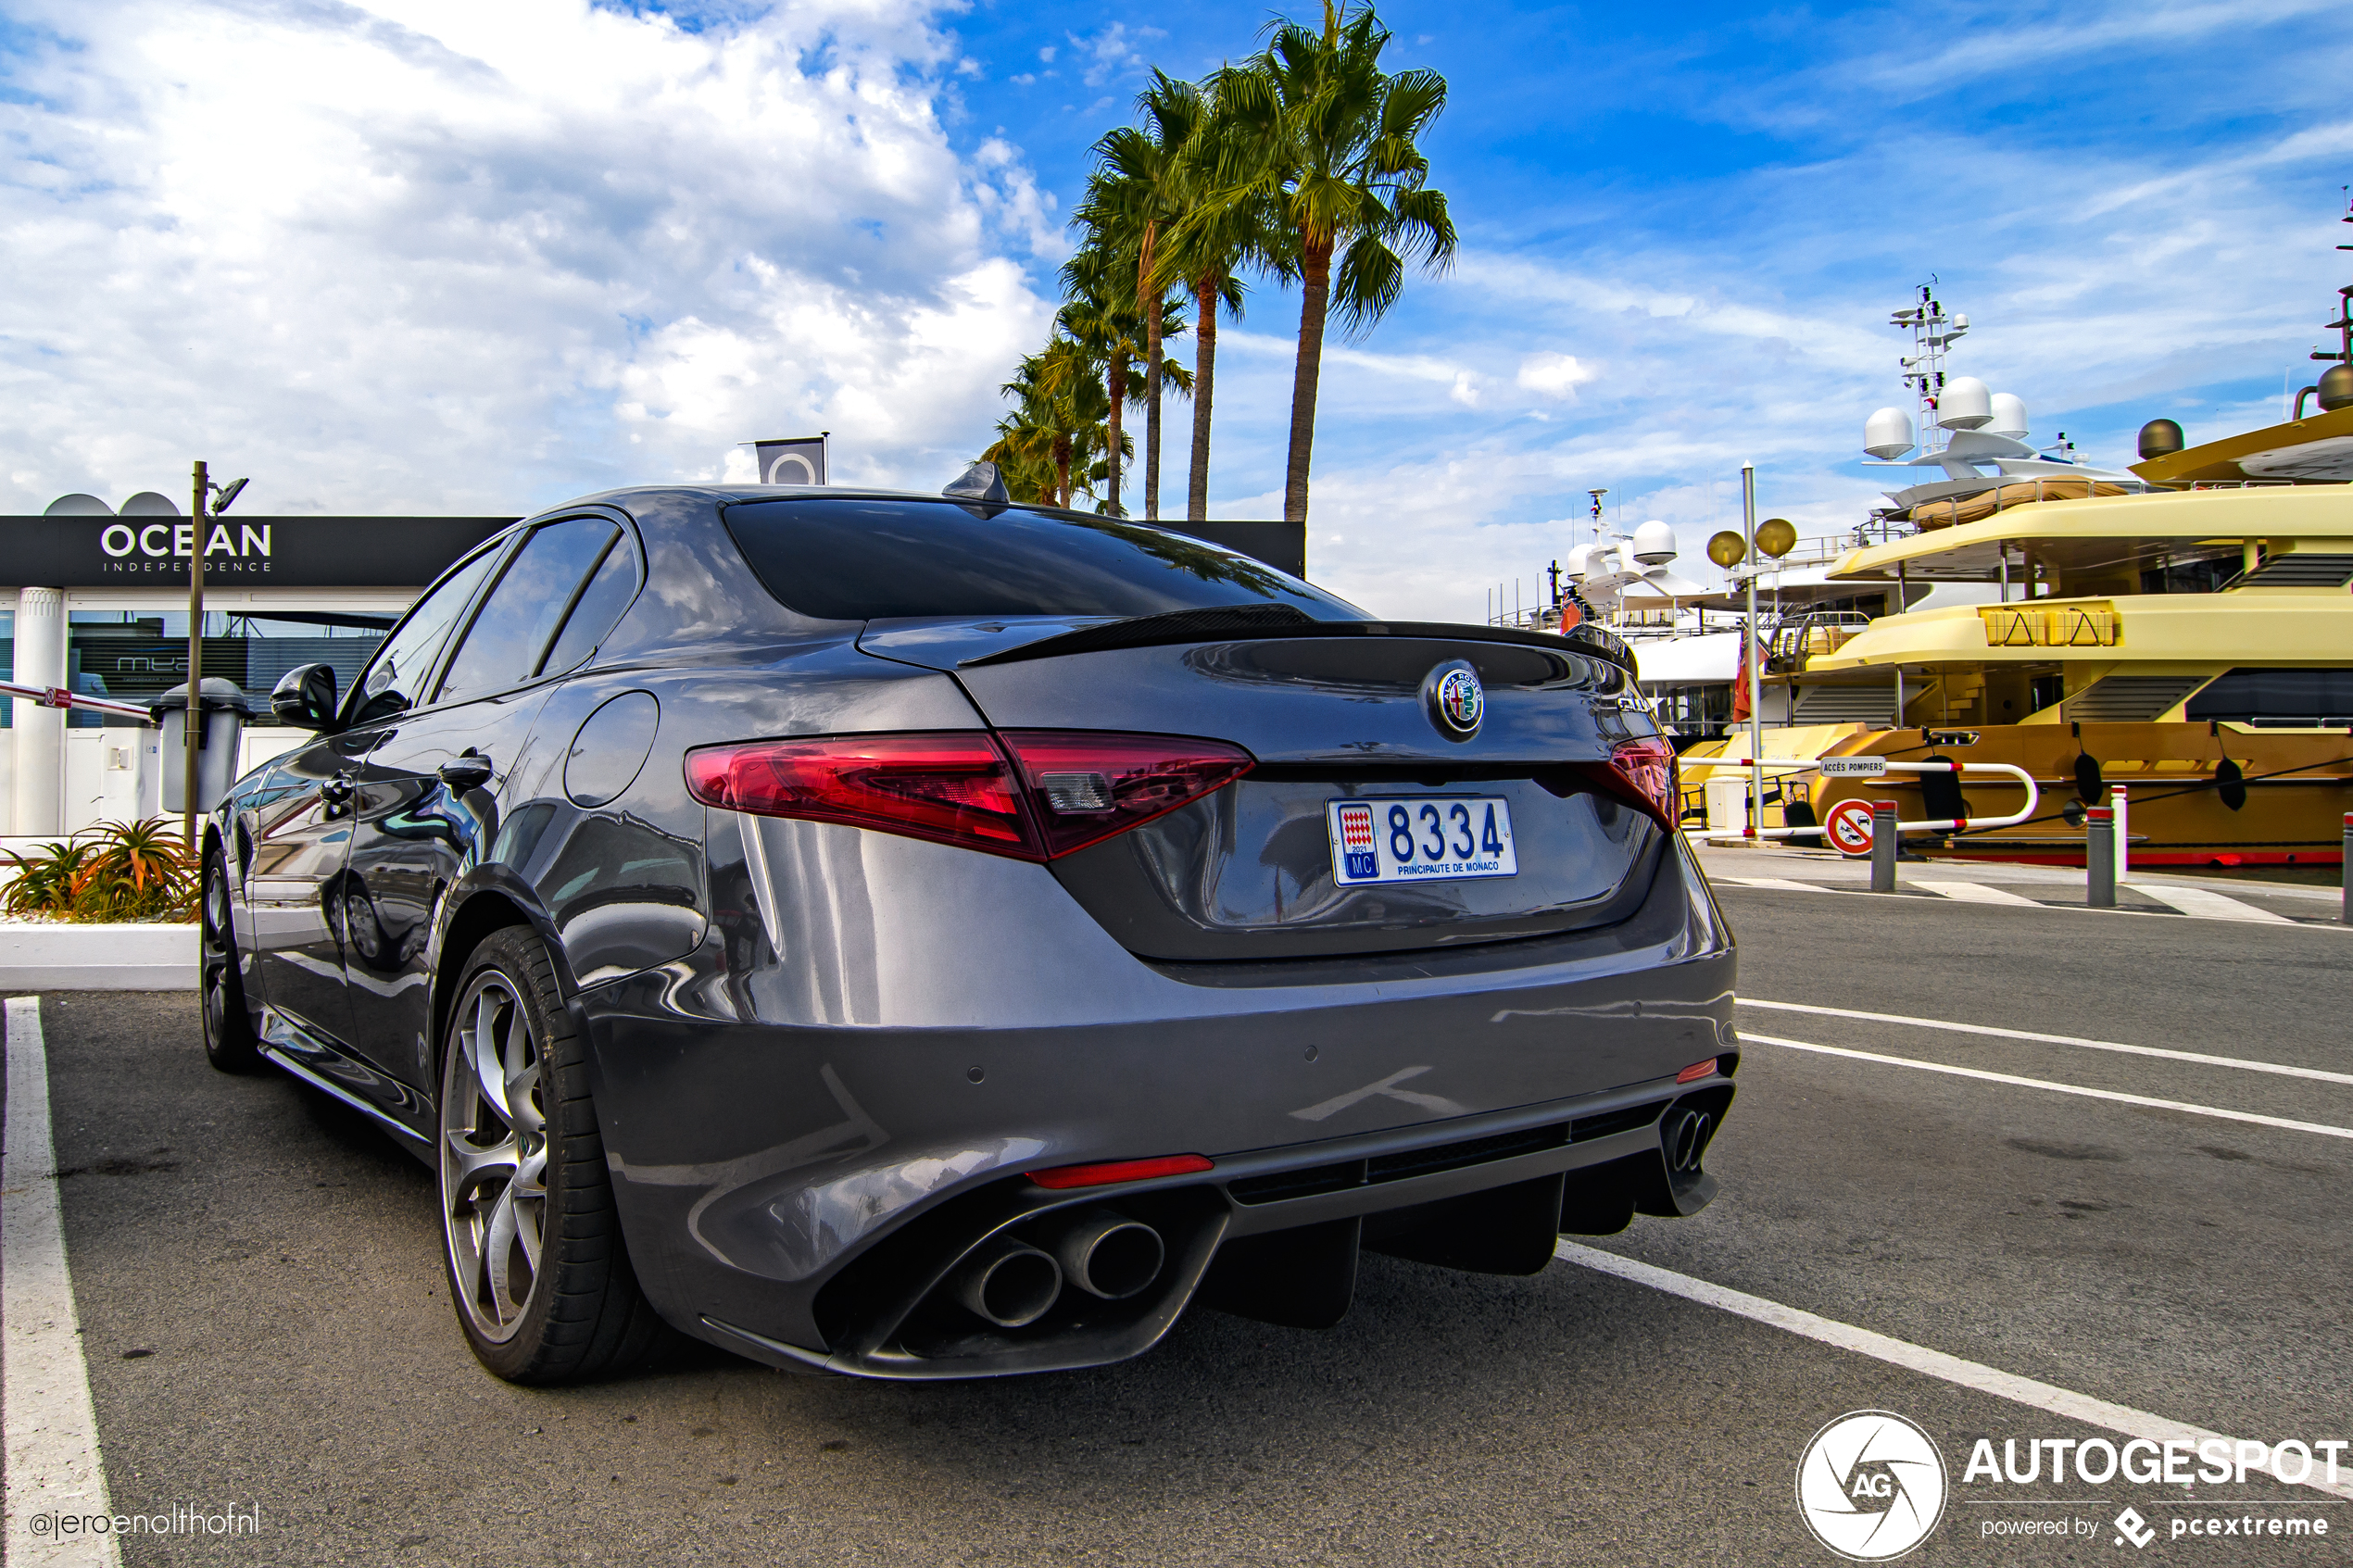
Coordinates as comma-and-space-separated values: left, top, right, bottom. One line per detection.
438, 752, 494, 791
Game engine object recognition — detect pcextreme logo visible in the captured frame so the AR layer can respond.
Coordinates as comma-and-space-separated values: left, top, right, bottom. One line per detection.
1796, 1411, 1949, 1562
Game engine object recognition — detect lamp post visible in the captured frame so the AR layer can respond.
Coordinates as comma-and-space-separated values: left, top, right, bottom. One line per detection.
1708, 484, 1798, 842
1743, 463, 1762, 838
182, 462, 249, 850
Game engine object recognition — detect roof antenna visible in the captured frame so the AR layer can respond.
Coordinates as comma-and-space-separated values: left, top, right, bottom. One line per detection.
944, 461, 1010, 504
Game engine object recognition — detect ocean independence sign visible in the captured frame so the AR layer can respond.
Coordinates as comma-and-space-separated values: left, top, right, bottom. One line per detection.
0, 515, 516, 589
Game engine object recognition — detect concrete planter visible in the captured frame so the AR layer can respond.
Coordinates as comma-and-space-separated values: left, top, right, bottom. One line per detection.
0, 921, 197, 990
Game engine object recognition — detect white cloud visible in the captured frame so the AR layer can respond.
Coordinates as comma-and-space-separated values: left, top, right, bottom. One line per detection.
1065, 22, 1163, 89
0, 0, 1057, 515
1515, 352, 1595, 399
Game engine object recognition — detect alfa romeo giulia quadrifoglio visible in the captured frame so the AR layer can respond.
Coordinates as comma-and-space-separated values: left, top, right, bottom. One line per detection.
200, 483, 1737, 1384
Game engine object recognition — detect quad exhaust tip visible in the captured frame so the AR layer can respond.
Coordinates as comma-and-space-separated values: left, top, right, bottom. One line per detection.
950, 1236, 1063, 1328
1665, 1108, 1714, 1174
1038, 1207, 1166, 1300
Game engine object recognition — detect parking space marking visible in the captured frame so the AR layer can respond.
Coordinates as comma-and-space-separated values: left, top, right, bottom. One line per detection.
1713, 876, 1840, 893
1741, 1031, 2353, 1142
1912, 879, 2042, 907
1741, 998, 2353, 1087
2133, 884, 2294, 923
4, 997, 122, 1567
1554, 1240, 2353, 1502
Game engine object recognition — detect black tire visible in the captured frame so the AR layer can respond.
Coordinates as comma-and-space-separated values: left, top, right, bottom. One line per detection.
437, 927, 671, 1384
200, 849, 263, 1073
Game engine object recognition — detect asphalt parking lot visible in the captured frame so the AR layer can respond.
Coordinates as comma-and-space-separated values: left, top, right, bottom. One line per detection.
7, 859, 2351, 1566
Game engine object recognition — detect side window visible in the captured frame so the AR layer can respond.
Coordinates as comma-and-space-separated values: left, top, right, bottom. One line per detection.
537, 532, 641, 678
437, 519, 622, 704
347, 542, 508, 726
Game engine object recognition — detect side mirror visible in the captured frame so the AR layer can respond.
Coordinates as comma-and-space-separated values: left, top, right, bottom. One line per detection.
271, 663, 341, 731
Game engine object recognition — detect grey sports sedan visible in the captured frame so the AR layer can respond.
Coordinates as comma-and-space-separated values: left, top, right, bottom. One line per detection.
201, 482, 1737, 1384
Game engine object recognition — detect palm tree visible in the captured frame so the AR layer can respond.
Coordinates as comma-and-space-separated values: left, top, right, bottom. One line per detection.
1058, 244, 1148, 516
987, 340, 1104, 508
1159, 99, 1282, 521
982, 335, 1169, 511
1076, 70, 1211, 521
1197, 1, 1455, 523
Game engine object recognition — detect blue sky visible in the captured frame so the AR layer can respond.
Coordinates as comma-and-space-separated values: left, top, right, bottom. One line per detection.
4, 0, 2347, 617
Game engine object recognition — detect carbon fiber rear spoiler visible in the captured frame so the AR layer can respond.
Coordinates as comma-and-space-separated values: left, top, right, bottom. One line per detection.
958, 606, 1635, 674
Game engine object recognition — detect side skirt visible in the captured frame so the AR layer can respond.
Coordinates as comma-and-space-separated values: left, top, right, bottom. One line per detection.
258, 1006, 434, 1161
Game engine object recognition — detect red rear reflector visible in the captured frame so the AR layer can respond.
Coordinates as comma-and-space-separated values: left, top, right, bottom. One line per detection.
1595, 734, 1680, 828
685, 730, 1253, 861
999, 731, 1254, 858
1028, 1153, 1214, 1190
1675, 1057, 1718, 1085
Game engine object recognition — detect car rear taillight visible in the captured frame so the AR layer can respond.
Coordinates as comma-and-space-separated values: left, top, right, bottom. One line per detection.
684, 731, 1253, 861
1591, 734, 1679, 828
998, 731, 1254, 858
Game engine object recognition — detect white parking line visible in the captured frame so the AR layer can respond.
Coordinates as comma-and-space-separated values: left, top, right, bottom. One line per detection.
1714, 876, 1839, 893
3, 997, 121, 1567
1554, 1240, 2353, 1502
1740, 1031, 2353, 1142
1913, 880, 2044, 907
2133, 884, 2292, 923
1741, 998, 2353, 1088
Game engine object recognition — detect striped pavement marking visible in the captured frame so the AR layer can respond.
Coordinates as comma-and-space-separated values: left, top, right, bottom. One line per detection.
1913, 879, 2043, 907
1742, 1030, 2353, 1142
4, 996, 121, 1567
1556, 1241, 2353, 1502
1740, 997, 2353, 1086
2133, 883, 2294, 924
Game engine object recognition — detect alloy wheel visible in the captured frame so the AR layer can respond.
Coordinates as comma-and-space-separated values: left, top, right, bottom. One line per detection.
440, 975, 548, 1343
201, 865, 233, 1042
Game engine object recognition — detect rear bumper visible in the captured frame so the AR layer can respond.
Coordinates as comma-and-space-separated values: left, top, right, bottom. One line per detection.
575, 832, 1737, 1374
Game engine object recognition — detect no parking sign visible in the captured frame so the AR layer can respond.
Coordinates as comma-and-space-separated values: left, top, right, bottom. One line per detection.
1825, 798, 1878, 857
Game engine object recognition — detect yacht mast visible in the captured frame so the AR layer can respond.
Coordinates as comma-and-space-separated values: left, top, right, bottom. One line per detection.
1891, 283, 1968, 457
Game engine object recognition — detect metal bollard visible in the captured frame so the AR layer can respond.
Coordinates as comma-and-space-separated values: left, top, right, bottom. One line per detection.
2342, 813, 2351, 925
2087, 807, 2116, 908
1870, 799, 1898, 893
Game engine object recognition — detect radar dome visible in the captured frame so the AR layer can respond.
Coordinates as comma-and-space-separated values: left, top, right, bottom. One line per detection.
44, 494, 113, 516
1936, 376, 1993, 432
1630, 521, 1678, 565
2320, 363, 2353, 412
1563, 544, 1594, 580
119, 492, 180, 516
1864, 407, 1915, 459
2136, 419, 2185, 459
1987, 393, 2029, 438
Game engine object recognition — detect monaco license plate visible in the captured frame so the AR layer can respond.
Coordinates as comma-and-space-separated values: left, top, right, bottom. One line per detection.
1327, 797, 1518, 885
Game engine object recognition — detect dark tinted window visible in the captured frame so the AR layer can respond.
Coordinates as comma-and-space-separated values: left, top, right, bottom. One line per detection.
538, 532, 640, 676
722, 497, 1361, 621
2185, 668, 2353, 725
438, 519, 622, 703
347, 541, 508, 725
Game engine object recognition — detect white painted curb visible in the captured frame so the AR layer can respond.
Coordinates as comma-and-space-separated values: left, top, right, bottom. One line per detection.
0, 923, 196, 991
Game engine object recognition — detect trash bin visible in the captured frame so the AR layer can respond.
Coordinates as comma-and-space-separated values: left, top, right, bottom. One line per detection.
150, 678, 255, 813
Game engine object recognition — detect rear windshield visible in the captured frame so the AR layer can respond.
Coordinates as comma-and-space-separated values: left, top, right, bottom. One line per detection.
722, 497, 1364, 621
